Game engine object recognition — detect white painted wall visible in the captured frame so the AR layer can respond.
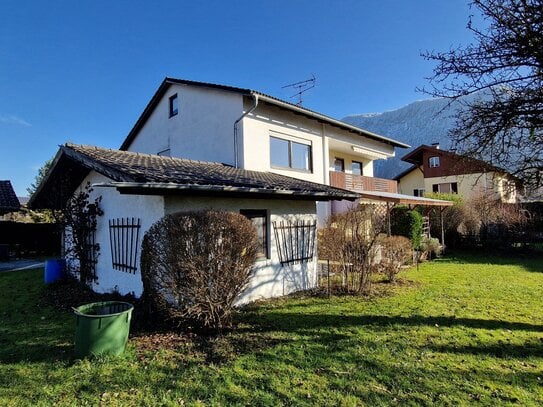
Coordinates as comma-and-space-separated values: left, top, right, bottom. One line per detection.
71, 171, 165, 296
241, 102, 325, 183
163, 196, 318, 305
240, 101, 393, 184
127, 84, 243, 165
397, 167, 425, 195
65, 172, 319, 304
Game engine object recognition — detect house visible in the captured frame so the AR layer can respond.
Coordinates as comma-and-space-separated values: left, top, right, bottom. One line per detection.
394, 144, 522, 203
29, 77, 415, 303
0, 181, 20, 216
117, 77, 410, 223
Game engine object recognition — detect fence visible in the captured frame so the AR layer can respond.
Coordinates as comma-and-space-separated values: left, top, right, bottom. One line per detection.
0, 221, 60, 259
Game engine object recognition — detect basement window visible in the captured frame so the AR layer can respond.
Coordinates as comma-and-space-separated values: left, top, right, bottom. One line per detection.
169, 94, 178, 117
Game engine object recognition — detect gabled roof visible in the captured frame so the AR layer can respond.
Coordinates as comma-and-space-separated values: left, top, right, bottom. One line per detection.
401, 144, 506, 174
0, 181, 20, 215
119, 77, 410, 151
29, 144, 360, 209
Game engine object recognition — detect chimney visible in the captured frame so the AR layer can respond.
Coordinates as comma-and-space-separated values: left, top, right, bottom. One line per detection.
431, 142, 440, 149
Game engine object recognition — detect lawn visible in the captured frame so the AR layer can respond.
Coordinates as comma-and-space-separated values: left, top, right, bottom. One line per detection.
0, 252, 542, 406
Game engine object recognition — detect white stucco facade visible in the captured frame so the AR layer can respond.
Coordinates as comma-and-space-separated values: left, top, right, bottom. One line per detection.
125, 84, 395, 190
68, 172, 319, 304
77, 171, 165, 296
127, 84, 243, 165
164, 196, 318, 305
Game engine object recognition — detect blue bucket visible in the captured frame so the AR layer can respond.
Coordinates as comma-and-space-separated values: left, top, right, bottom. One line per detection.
44, 259, 65, 284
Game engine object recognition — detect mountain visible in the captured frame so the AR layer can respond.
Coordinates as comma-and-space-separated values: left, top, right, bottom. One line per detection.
343, 97, 463, 179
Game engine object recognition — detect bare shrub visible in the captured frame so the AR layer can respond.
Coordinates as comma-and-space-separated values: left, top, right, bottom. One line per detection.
379, 235, 412, 282
140, 210, 259, 331
462, 192, 529, 247
319, 205, 387, 294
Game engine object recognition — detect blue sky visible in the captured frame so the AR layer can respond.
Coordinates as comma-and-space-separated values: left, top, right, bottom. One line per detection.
1, 0, 478, 196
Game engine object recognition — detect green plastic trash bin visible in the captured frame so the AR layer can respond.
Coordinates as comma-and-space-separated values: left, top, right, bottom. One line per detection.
74, 301, 134, 358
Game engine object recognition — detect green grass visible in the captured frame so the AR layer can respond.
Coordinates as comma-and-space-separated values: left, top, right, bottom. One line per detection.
1, 252, 542, 406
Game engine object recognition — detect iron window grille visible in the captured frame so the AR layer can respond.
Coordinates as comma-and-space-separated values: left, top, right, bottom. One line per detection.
272, 220, 316, 266
109, 217, 141, 273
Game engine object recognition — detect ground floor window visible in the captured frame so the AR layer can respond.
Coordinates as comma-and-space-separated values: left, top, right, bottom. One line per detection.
240, 210, 268, 259
432, 182, 458, 194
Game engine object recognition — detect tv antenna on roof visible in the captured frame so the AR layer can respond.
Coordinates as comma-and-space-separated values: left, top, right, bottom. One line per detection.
282, 74, 316, 106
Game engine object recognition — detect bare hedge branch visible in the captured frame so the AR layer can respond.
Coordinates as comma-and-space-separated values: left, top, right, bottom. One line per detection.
140, 210, 259, 331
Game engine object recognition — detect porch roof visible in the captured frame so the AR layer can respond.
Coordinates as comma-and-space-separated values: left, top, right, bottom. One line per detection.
357, 190, 453, 207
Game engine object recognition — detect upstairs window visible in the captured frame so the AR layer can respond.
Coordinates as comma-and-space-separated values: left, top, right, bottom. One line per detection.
334, 158, 345, 172
270, 136, 312, 172
169, 94, 178, 117
428, 156, 440, 168
352, 161, 363, 176
240, 210, 268, 259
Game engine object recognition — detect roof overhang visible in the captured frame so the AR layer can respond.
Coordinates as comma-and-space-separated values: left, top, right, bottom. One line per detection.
357, 190, 454, 207
93, 182, 360, 201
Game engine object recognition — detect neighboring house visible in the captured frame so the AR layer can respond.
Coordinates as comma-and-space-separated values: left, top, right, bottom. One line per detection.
29, 77, 413, 303
0, 181, 20, 217
394, 144, 521, 203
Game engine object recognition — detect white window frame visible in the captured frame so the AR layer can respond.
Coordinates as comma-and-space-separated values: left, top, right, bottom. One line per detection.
428, 156, 440, 168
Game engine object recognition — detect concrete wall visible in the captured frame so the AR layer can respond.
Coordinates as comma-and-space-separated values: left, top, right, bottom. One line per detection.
163, 196, 318, 305
128, 84, 243, 165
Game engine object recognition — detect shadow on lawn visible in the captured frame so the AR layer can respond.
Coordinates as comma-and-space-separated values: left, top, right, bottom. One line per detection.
245, 312, 543, 334
443, 250, 543, 273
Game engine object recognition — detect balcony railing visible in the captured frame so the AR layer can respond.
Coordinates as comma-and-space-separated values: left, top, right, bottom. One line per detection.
329, 171, 397, 194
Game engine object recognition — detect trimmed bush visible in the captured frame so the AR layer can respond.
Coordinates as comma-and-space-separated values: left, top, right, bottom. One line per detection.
140, 210, 259, 331
391, 207, 423, 250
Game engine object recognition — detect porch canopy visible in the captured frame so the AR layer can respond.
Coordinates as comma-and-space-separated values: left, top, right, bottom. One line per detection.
355, 189, 453, 251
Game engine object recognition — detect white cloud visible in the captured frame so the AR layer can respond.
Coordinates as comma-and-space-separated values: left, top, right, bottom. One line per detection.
0, 114, 31, 127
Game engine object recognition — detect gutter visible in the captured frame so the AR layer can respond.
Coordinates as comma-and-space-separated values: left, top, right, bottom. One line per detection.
91, 181, 360, 201
233, 93, 259, 168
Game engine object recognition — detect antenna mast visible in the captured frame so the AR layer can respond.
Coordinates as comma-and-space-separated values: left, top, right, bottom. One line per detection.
282, 74, 316, 106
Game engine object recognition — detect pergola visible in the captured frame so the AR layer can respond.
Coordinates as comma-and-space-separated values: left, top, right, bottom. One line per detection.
356, 190, 454, 251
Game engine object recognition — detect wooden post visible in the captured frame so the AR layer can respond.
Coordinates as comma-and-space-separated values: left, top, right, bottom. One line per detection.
440, 207, 446, 254
387, 202, 391, 237
327, 259, 331, 298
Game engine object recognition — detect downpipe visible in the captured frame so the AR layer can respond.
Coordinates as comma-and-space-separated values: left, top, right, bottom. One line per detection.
233, 93, 259, 168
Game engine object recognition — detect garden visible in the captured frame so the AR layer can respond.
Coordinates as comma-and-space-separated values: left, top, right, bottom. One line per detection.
1, 250, 542, 405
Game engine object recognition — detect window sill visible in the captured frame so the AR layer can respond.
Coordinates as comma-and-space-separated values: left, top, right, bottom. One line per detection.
270, 165, 313, 174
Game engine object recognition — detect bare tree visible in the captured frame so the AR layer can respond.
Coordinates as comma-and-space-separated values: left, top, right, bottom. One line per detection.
421, 0, 543, 189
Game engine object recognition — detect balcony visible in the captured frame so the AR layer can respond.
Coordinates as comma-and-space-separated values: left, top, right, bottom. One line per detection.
329, 171, 397, 194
